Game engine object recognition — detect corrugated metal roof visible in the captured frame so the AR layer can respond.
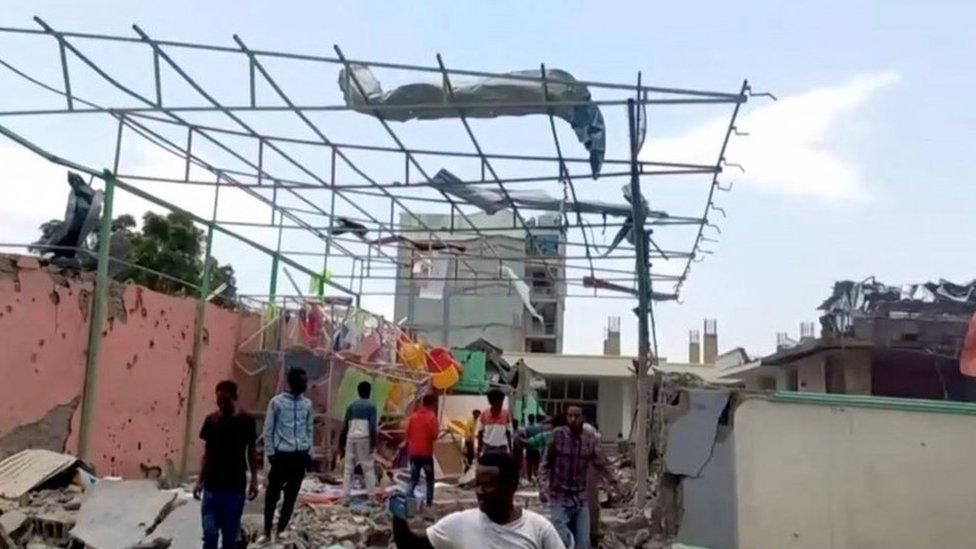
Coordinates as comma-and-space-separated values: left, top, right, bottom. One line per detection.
0, 449, 79, 500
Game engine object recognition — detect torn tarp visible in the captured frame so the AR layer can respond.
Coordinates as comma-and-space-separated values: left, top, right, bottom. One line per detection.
500, 265, 544, 322
431, 169, 640, 217
339, 65, 606, 177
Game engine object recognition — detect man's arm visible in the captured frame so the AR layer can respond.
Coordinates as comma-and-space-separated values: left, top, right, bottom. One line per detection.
247, 418, 259, 499
305, 400, 315, 455
338, 405, 352, 454
194, 419, 210, 499
392, 517, 434, 549
368, 404, 378, 450
262, 398, 277, 456
539, 433, 557, 500
592, 434, 615, 485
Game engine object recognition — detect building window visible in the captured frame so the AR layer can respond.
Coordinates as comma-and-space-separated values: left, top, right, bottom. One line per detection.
540, 376, 599, 426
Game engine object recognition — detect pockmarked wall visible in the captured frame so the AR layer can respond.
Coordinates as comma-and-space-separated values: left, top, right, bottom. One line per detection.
734, 396, 976, 549
0, 256, 260, 477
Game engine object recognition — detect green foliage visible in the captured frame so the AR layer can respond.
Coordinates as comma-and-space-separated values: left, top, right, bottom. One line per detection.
34, 210, 238, 306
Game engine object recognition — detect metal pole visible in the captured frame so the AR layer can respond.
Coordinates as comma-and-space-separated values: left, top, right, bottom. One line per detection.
179, 176, 220, 479
77, 171, 115, 461
628, 98, 651, 507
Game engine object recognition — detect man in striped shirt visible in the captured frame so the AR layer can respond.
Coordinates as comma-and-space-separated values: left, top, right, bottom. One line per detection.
477, 389, 512, 456
261, 367, 314, 542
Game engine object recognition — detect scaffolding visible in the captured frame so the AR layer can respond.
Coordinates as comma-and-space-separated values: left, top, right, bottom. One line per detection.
0, 19, 756, 503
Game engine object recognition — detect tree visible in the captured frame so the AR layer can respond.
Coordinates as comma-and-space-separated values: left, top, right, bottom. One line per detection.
33, 210, 238, 307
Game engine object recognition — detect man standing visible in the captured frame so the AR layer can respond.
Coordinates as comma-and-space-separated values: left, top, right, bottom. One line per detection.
477, 390, 512, 456
541, 405, 614, 549
340, 381, 378, 501
463, 409, 481, 469
405, 393, 439, 506
392, 452, 565, 548
195, 380, 258, 549
261, 367, 314, 542
523, 414, 543, 483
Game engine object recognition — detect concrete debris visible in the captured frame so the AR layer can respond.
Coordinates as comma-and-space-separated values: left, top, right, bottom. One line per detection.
140, 498, 202, 549
69, 480, 176, 549
0, 449, 84, 500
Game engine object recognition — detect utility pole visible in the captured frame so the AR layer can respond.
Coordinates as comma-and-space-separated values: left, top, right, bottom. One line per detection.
628, 98, 651, 507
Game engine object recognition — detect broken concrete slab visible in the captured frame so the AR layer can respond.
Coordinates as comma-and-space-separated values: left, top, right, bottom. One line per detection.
69, 480, 175, 549
140, 498, 201, 549
663, 390, 730, 477
0, 449, 82, 500
0, 509, 28, 537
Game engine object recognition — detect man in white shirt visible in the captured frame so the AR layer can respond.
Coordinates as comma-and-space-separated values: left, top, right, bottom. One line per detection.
391, 452, 565, 549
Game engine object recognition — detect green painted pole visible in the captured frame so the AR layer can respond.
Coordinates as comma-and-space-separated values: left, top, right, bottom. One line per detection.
179, 180, 219, 479
77, 171, 115, 461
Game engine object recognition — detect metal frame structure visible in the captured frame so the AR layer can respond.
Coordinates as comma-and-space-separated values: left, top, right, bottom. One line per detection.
0, 19, 756, 502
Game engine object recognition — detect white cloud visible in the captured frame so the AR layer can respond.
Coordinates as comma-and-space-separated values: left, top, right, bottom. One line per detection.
642, 70, 901, 201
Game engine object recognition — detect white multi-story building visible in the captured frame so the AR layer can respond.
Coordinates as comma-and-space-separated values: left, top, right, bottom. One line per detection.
393, 211, 565, 353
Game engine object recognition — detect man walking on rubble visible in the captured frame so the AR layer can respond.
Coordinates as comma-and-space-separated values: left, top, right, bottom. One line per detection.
523, 414, 543, 483
261, 367, 314, 543
340, 381, 378, 502
405, 393, 440, 506
541, 405, 615, 549
477, 389, 513, 457
463, 409, 481, 469
194, 380, 258, 549
391, 452, 565, 548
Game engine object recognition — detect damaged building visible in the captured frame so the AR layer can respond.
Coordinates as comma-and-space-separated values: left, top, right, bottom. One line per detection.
718, 278, 976, 401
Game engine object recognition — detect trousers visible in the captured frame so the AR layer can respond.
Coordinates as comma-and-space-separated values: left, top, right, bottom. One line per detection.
342, 437, 376, 496
263, 451, 308, 536
408, 456, 435, 505
551, 500, 590, 549
201, 490, 245, 549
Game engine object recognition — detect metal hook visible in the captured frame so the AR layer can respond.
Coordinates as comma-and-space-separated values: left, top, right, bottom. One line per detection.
721, 158, 746, 173
710, 205, 727, 218
732, 126, 750, 136
701, 236, 719, 244
748, 90, 778, 101
706, 222, 722, 234
716, 181, 735, 192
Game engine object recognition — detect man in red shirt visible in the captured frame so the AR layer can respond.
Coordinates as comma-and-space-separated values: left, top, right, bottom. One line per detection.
405, 393, 440, 506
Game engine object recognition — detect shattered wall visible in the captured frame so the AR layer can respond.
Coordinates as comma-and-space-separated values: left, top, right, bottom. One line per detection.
734, 396, 976, 548
0, 256, 260, 477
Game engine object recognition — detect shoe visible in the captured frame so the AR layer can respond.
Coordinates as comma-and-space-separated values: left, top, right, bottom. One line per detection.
253, 534, 272, 546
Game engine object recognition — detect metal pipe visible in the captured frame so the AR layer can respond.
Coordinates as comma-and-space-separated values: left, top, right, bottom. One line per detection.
77, 171, 115, 460
629, 98, 652, 508
179, 176, 220, 479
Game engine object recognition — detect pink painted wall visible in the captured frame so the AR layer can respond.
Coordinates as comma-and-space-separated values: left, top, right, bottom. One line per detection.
0, 256, 260, 477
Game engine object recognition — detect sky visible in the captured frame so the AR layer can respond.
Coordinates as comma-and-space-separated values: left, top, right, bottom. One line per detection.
1, 1, 974, 362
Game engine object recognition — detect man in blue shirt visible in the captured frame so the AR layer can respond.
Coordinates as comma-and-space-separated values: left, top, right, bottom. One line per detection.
340, 381, 378, 501
261, 367, 313, 542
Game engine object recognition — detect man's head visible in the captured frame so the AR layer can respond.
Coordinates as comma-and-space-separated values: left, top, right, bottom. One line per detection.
474, 452, 519, 522
287, 367, 308, 395
357, 381, 372, 399
487, 389, 504, 413
422, 393, 438, 410
215, 380, 238, 415
472, 409, 481, 421
566, 405, 583, 433
527, 414, 536, 425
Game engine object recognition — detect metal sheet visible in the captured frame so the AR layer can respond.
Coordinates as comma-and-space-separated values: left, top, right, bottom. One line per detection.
0, 449, 79, 500
664, 390, 730, 477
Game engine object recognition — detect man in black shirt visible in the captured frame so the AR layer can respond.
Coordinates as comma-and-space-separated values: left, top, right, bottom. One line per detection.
194, 380, 258, 549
